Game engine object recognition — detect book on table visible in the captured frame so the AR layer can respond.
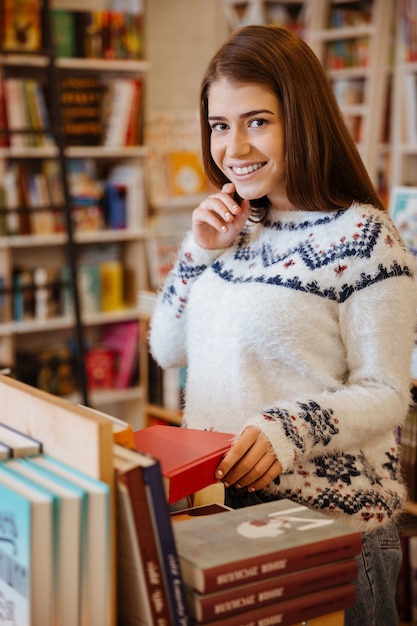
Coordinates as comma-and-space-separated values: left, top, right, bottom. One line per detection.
173, 498, 362, 595
184, 583, 356, 626
133, 425, 234, 503
185, 558, 358, 623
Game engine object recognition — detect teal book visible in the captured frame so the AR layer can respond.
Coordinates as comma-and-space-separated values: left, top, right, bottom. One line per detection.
3, 458, 84, 626
0, 465, 54, 626
26, 453, 112, 626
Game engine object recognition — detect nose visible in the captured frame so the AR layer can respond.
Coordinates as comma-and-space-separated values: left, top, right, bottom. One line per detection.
226, 127, 250, 158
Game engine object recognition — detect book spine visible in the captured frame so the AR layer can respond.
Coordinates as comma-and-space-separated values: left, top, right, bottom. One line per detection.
144, 462, 191, 626
200, 583, 356, 626
121, 467, 173, 626
185, 533, 362, 594
187, 558, 358, 622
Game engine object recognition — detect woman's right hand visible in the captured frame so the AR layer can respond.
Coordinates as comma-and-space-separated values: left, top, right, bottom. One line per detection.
192, 182, 251, 250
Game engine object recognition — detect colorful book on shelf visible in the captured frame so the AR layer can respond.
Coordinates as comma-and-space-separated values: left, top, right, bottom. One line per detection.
3, 78, 26, 148
0, 422, 42, 457
26, 454, 112, 626
103, 78, 137, 147
185, 583, 356, 626
185, 558, 358, 623
2, 0, 42, 51
3, 458, 83, 626
114, 443, 190, 625
0, 464, 54, 626
102, 321, 139, 389
173, 499, 362, 594
133, 425, 234, 504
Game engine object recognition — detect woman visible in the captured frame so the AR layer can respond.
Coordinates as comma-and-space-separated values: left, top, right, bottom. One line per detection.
149, 25, 417, 624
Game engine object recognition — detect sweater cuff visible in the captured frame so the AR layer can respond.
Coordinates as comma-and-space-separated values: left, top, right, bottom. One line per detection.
180, 231, 226, 266
244, 416, 297, 472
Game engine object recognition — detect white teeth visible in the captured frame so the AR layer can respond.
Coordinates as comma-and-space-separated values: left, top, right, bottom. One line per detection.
234, 163, 263, 175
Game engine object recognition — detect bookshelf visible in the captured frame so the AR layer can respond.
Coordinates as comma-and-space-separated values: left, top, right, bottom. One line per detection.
390, 0, 417, 188
0, 0, 149, 427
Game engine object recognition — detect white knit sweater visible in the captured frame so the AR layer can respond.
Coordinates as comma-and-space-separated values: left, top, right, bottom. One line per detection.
149, 203, 417, 532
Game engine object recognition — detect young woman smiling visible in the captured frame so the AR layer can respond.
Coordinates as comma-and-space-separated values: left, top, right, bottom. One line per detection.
149, 25, 417, 625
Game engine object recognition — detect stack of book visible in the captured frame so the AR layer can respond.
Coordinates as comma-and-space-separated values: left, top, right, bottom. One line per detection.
172, 498, 361, 626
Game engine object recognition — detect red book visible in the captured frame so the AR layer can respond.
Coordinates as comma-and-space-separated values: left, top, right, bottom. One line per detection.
186, 558, 358, 623
173, 499, 362, 594
188, 583, 356, 626
133, 426, 234, 504
114, 445, 177, 625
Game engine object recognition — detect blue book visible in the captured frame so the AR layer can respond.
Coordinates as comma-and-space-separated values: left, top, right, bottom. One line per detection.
26, 454, 112, 626
3, 458, 84, 626
0, 464, 54, 626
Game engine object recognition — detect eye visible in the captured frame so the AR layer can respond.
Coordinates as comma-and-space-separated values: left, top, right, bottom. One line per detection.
210, 122, 229, 132
249, 118, 267, 128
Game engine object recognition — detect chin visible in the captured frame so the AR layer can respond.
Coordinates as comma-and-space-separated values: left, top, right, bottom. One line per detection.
235, 186, 265, 201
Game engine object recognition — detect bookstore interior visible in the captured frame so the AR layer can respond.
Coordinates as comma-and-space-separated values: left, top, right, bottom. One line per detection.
1, 0, 417, 624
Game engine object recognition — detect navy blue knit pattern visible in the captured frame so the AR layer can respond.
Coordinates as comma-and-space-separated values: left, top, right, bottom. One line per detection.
208, 210, 413, 303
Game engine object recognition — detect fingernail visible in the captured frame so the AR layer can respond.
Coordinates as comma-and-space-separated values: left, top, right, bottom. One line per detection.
223, 481, 229, 487
224, 212, 231, 221
236, 483, 242, 489
221, 226, 227, 232
216, 469, 223, 477
248, 487, 255, 492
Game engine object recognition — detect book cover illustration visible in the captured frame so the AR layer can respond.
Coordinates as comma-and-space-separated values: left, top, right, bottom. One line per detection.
173, 499, 362, 593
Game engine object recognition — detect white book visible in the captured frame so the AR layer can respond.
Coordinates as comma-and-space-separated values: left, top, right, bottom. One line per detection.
27, 454, 112, 626
104, 79, 135, 147
0, 440, 11, 459
0, 422, 42, 457
0, 465, 54, 626
3, 78, 26, 148
5, 458, 83, 626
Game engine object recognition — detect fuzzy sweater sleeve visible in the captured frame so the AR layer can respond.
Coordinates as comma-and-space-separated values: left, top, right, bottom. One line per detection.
149, 231, 224, 368
245, 223, 417, 473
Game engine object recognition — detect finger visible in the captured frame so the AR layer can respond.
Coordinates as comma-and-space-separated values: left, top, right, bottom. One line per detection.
215, 431, 257, 480
203, 195, 242, 222
193, 205, 229, 233
245, 459, 283, 492
223, 446, 277, 487
221, 182, 236, 194
234, 454, 281, 489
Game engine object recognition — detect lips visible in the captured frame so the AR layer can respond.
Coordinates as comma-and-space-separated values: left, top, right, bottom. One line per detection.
232, 163, 265, 175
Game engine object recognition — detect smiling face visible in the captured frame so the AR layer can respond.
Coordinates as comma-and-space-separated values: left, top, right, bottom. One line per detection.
208, 78, 292, 210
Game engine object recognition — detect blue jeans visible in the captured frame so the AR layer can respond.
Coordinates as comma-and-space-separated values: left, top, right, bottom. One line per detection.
345, 520, 402, 626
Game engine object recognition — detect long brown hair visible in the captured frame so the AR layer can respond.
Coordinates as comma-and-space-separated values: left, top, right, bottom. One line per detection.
200, 25, 384, 217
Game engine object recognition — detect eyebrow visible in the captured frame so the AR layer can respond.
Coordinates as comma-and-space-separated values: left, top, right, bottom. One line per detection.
208, 109, 275, 121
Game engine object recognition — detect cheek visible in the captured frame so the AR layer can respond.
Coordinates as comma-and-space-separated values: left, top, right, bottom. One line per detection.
210, 139, 225, 169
